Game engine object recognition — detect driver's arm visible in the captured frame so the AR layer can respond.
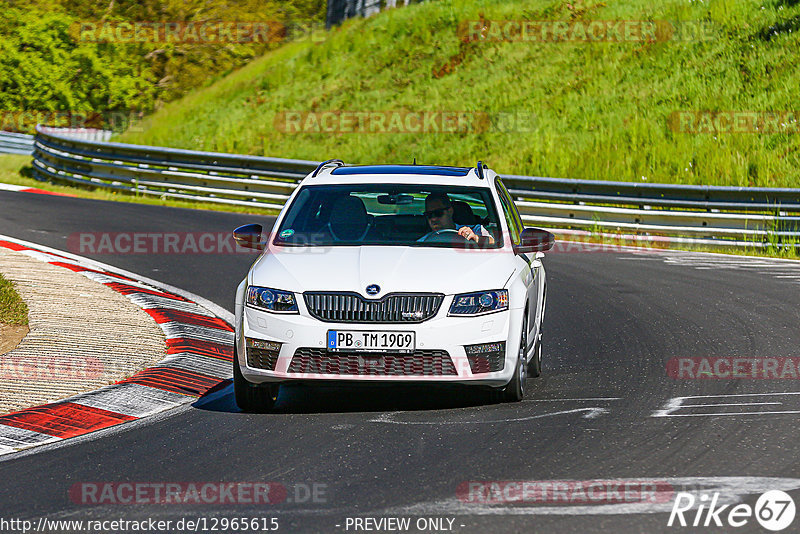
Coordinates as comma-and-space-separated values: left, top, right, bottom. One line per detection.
458, 225, 495, 244
457, 226, 479, 242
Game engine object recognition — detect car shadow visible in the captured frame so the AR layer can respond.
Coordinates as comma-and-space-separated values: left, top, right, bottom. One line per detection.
192, 381, 522, 415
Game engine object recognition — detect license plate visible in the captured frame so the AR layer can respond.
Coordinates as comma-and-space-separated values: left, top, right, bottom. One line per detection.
327, 330, 415, 353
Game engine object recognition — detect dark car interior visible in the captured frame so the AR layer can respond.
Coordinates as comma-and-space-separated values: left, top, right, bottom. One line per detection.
276, 187, 500, 246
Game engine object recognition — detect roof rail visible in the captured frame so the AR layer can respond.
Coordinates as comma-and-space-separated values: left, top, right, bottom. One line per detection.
476, 160, 487, 180
312, 159, 345, 177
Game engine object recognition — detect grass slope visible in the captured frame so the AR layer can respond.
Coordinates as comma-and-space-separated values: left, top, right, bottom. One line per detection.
119, 0, 800, 187
0, 273, 28, 326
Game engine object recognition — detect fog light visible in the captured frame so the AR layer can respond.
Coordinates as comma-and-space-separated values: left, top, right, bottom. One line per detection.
247, 338, 281, 352
464, 341, 506, 374
464, 342, 505, 355
246, 337, 281, 370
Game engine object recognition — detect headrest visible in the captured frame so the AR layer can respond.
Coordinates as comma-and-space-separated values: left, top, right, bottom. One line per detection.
329, 195, 369, 240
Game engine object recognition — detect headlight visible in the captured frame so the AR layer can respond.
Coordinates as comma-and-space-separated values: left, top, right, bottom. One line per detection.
449, 290, 508, 316
246, 286, 298, 313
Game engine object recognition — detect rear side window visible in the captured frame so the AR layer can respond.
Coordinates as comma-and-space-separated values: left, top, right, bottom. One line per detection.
495, 179, 523, 245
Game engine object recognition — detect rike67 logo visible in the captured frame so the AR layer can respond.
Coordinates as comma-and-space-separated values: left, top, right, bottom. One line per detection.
668, 490, 795, 531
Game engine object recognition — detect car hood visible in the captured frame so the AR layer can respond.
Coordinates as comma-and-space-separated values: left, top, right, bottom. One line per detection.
249, 246, 515, 296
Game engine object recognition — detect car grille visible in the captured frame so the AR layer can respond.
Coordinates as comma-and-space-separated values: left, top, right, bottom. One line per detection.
288, 348, 457, 376
303, 292, 443, 323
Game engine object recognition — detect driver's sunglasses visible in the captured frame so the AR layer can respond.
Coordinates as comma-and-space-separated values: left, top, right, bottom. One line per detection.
424, 207, 448, 219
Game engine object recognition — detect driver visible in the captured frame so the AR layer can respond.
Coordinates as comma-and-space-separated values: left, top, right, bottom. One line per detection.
419, 192, 494, 244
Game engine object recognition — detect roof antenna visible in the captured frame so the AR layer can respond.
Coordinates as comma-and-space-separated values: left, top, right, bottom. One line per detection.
476, 160, 485, 180
413, 157, 417, 165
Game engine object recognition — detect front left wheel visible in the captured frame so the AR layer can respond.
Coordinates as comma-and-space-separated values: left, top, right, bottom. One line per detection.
528, 336, 542, 378
528, 283, 545, 378
501, 312, 528, 402
233, 345, 280, 413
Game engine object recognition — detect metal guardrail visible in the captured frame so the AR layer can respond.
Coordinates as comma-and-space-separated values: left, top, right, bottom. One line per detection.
38, 127, 113, 142
32, 126, 312, 210
30, 125, 800, 247
2, 128, 114, 155
0, 131, 34, 155
327, 0, 423, 28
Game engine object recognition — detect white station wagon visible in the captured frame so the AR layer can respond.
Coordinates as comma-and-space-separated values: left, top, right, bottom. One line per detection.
232, 161, 554, 412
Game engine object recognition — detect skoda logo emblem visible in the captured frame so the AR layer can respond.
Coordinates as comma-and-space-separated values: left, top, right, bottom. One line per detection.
366, 284, 381, 296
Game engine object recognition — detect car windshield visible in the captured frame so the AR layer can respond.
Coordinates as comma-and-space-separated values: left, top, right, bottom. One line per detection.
273, 184, 502, 248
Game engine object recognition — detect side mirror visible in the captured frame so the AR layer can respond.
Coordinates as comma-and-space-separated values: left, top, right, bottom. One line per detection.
233, 223, 265, 250
514, 228, 555, 255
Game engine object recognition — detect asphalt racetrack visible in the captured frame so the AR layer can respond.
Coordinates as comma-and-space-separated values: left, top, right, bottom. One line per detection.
2, 190, 800, 533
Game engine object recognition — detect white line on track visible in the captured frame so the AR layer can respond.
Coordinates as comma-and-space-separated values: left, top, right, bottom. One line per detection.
526, 397, 621, 402
683, 402, 782, 408
658, 411, 800, 417
652, 392, 800, 418
369, 407, 610, 425
602, 244, 800, 284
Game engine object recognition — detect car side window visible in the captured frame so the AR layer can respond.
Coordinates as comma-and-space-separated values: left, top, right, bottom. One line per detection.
495, 179, 521, 245
501, 180, 525, 232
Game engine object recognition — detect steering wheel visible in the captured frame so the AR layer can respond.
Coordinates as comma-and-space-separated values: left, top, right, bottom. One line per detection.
419, 228, 469, 243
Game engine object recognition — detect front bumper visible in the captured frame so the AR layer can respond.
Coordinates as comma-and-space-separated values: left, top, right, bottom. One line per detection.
236, 300, 521, 387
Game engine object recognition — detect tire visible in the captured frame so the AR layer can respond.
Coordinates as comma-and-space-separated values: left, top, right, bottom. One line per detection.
501, 311, 527, 402
528, 284, 545, 378
528, 335, 542, 378
233, 345, 279, 413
